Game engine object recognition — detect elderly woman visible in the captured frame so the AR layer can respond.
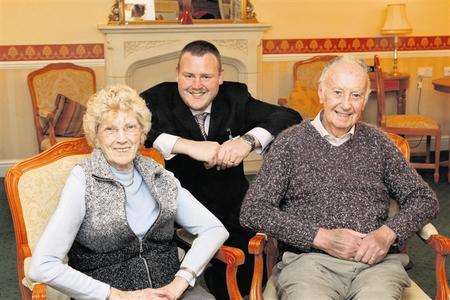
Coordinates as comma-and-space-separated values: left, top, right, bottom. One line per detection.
29, 85, 228, 300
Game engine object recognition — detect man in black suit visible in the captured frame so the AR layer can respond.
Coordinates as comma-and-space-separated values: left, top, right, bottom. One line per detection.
141, 40, 301, 298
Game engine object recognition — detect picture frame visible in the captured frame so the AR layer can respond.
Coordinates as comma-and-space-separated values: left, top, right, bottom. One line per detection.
123, 0, 156, 23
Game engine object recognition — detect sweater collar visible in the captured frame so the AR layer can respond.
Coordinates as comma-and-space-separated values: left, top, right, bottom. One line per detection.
311, 110, 355, 146
89, 148, 164, 182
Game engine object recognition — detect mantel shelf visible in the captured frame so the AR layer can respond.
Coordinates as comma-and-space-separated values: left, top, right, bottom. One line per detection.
98, 23, 270, 34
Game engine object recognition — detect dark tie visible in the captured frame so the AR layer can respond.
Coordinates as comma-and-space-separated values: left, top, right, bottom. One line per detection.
194, 112, 208, 140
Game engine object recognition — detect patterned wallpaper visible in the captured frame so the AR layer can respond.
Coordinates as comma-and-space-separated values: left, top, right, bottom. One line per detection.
0, 36, 449, 61
0, 43, 104, 61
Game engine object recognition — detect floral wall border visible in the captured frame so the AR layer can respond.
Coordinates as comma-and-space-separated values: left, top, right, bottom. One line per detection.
0, 43, 104, 61
262, 36, 450, 54
1, 36, 449, 61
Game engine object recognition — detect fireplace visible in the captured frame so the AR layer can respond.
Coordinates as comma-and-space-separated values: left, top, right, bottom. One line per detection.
98, 23, 270, 173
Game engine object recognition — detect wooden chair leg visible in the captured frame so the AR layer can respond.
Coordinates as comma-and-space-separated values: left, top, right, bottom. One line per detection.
448, 136, 450, 183
434, 133, 441, 183
426, 136, 431, 163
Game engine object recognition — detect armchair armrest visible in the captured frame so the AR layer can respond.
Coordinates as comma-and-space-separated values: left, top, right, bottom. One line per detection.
214, 246, 245, 300
417, 223, 449, 300
31, 283, 46, 300
175, 229, 244, 300
427, 234, 450, 300
418, 223, 439, 241
248, 233, 267, 300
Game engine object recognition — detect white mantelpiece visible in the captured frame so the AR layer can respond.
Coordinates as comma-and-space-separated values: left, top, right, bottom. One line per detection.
98, 23, 270, 97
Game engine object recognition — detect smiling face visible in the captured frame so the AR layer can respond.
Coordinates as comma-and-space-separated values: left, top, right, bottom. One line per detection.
318, 60, 369, 138
96, 110, 142, 171
176, 52, 223, 111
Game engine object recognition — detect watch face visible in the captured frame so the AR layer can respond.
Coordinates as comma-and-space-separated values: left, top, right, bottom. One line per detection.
242, 134, 256, 149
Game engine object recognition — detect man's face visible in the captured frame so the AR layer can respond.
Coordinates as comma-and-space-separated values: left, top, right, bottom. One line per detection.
318, 61, 368, 138
177, 52, 223, 111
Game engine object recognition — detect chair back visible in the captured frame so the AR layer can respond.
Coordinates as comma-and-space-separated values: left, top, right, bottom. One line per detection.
287, 55, 337, 119
385, 132, 410, 161
4, 138, 163, 299
27, 63, 96, 150
374, 55, 387, 127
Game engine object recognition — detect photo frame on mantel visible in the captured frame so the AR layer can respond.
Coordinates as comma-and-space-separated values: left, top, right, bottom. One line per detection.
108, 0, 257, 24
123, 0, 156, 22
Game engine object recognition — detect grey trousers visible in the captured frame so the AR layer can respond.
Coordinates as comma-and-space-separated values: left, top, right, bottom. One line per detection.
182, 284, 215, 300
273, 252, 411, 300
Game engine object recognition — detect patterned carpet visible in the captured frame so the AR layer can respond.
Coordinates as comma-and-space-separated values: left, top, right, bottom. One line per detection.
0, 171, 449, 299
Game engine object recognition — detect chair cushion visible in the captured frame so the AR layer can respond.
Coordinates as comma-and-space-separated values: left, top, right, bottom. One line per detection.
263, 273, 430, 299
287, 82, 322, 119
385, 115, 439, 130
52, 94, 86, 137
18, 154, 88, 251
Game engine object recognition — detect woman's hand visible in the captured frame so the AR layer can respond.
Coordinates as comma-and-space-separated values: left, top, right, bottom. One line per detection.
154, 276, 189, 300
109, 287, 172, 299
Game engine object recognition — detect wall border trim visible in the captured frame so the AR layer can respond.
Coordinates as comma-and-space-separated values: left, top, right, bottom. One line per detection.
0, 59, 105, 69
262, 50, 450, 62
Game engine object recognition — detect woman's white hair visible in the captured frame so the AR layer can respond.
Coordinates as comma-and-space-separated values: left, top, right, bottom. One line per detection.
83, 85, 151, 147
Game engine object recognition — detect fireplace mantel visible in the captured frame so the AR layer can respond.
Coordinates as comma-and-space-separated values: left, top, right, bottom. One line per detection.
98, 23, 270, 97
98, 23, 270, 173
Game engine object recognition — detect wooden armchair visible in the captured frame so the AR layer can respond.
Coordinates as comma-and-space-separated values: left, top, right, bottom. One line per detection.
4, 138, 245, 300
374, 55, 442, 183
278, 55, 337, 119
247, 133, 449, 300
27, 63, 96, 152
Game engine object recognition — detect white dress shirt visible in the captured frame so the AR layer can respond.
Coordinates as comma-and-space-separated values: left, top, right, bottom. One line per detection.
311, 110, 355, 147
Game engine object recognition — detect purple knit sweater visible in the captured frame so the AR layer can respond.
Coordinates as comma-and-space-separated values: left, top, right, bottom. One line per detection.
240, 121, 439, 252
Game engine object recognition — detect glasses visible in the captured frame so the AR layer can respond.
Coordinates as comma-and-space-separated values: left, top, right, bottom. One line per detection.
99, 123, 141, 139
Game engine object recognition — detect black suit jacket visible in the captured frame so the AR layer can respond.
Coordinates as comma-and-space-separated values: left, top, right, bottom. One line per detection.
141, 81, 301, 230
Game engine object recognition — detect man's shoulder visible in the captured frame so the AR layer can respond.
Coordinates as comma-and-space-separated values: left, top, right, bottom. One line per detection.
219, 81, 248, 94
356, 122, 389, 140
140, 82, 177, 97
274, 121, 310, 143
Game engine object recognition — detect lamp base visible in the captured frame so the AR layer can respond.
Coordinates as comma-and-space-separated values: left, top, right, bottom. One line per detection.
388, 70, 403, 77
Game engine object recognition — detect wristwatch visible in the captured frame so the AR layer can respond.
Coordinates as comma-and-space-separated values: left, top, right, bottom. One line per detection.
241, 134, 256, 152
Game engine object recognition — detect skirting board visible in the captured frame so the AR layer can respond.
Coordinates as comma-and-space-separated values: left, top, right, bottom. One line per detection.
1, 135, 448, 178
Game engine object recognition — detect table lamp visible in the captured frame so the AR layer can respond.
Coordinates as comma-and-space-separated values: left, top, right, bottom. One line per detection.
381, 4, 412, 76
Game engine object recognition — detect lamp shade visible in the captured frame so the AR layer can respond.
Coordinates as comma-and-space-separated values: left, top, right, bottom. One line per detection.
381, 4, 412, 35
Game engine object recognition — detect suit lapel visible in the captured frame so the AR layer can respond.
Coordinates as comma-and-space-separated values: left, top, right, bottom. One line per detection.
209, 91, 229, 140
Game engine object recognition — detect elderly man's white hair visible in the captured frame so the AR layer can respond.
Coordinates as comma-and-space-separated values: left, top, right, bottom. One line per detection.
318, 55, 371, 100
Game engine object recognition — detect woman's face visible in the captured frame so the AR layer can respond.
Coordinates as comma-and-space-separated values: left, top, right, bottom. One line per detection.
96, 110, 142, 171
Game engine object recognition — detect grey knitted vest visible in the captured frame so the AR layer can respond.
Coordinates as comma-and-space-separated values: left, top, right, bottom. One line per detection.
67, 149, 180, 290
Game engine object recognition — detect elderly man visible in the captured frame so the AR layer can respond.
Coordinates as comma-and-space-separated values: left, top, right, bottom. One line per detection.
240, 55, 439, 299
140, 40, 301, 298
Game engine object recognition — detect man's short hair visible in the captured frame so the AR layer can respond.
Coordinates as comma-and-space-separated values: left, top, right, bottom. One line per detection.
319, 55, 371, 100
178, 40, 222, 71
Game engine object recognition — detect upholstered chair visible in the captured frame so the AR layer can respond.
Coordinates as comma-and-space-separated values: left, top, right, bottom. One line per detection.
247, 133, 449, 300
4, 138, 245, 300
278, 55, 337, 119
27, 63, 96, 152
374, 55, 442, 183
